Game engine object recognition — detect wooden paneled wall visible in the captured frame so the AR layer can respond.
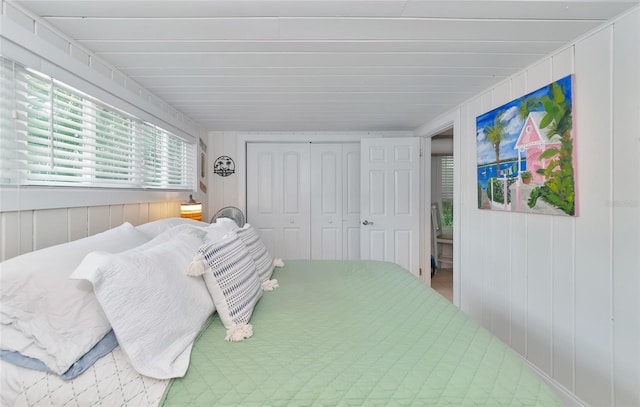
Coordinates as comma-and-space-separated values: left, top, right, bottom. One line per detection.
453, 9, 639, 407
0, 200, 181, 262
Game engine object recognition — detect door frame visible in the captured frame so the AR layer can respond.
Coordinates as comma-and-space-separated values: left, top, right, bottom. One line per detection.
414, 110, 461, 307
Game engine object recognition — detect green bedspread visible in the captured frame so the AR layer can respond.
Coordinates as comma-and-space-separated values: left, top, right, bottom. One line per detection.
161, 260, 561, 406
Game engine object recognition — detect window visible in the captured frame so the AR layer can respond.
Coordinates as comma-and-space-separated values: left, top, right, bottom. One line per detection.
440, 156, 454, 227
0, 56, 194, 190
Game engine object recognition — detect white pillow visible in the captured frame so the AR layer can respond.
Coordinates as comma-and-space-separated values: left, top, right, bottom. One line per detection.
201, 217, 239, 243
214, 217, 239, 232
136, 217, 210, 239
0, 222, 150, 375
196, 233, 262, 341
236, 224, 275, 282
70, 226, 214, 379
204, 223, 232, 244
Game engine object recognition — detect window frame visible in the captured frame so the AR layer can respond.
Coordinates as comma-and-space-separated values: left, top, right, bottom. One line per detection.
1, 56, 196, 193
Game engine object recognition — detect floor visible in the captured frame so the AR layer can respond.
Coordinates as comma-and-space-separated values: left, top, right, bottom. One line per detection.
431, 267, 453, 303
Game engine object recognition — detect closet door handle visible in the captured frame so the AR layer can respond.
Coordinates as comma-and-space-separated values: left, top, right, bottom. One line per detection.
362, 220, 374, 226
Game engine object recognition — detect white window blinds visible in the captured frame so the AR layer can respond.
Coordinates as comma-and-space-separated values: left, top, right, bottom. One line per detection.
440, 156, 454, 201
0, 56, 194, 190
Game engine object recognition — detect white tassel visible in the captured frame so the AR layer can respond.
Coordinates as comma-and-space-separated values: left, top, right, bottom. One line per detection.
273, 258, 285, 268
224, 324, 253, 342
186, 254, 207, 276
261, 279, 279, 291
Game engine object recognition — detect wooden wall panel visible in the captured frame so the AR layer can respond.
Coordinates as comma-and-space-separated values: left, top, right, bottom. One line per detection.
550, 215, 575, 389
1, 212, 21, 261
19, 211, 33, 256
611, 10, 640, 407
167, 201, 181, 218
525, 214, 553, 373
0, 213, 3, 261
456, 103, 471, 310
109, 205, 125, 228
0, 200, 182, 261
509, 214, 528, 356
68, 207, 88, 242
459, 98, 482, 321
123, 204, 141, 225
489, 80, 514, 344
88, 206, 110, 235
33, 209, 68, 250
550, 46, 576, 391
573, 27, 614, 407
451, 11, 639, 406
478, 90, 494, 330
149, 201, 168, 221
139, 203, 149, 224
507, 71, 528, 356
461, 97, 484, 324
526, 58, 553, 94
490, 212, 511, 344
523, 58, 553, 375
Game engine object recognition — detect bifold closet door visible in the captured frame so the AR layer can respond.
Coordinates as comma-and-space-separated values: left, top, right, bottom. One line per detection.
311, 144, 342, 259
246, 143, 310, 259
310, 143, 361, 260
310, 143, 360, 260
342, 143, 361, 259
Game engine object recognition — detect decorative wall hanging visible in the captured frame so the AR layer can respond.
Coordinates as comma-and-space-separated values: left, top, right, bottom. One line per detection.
475, 74, 578, 216
213, 156, 235, 177
199, 138, 208, 193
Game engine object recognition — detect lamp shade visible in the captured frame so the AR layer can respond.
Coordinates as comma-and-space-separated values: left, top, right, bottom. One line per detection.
180, 195, 202, 221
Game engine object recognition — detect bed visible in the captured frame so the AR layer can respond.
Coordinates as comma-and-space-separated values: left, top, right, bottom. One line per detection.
1, 219, 562, 406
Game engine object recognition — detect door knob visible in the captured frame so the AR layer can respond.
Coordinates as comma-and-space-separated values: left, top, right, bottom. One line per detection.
362, 220, 374, 225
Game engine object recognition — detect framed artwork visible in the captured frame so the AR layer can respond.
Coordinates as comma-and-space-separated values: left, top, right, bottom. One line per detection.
199, 138, 208, 193
475, 74, 577, 216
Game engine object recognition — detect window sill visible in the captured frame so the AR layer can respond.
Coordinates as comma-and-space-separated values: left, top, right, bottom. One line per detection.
0, 186, 188, 212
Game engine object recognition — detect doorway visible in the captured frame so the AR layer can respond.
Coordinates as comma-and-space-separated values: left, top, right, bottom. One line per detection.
430, 128, 454, 303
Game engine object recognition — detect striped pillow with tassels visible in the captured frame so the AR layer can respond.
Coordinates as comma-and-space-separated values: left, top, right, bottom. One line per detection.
187, 232, 262, 342
236, 224, 279, 291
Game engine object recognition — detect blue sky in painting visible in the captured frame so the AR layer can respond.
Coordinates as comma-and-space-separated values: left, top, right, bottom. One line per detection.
475, 75, 573, 166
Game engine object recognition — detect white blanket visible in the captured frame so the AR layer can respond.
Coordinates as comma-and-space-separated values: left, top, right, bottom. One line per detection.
1, 348, 168, 407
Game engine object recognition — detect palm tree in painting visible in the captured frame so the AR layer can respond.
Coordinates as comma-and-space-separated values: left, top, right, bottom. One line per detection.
539, 82, 572, 140
517, 96, 540, 120
484, 111, 507, 177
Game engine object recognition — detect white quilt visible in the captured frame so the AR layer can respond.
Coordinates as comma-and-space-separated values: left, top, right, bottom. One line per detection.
2, 347, 167, 407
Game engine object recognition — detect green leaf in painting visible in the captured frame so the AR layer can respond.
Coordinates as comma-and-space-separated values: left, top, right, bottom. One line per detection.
551, 82, 565, 103
539, 113, 554, 130
538, 148, 560, 159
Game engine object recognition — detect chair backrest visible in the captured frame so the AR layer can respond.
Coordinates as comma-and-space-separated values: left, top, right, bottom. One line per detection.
431, 203, 443, 237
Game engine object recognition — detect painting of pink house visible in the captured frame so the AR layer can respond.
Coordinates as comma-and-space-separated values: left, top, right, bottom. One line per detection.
514, 112, 562, 184
476, 74, 577, 216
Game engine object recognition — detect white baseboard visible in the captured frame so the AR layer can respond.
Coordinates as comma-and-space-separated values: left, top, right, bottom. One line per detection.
520, 357, 588, 407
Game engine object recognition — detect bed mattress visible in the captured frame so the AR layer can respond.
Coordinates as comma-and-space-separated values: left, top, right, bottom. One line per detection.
160, 260, 561, 406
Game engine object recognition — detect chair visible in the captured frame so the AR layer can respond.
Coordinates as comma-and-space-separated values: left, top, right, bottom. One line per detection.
431, 203, 453, 275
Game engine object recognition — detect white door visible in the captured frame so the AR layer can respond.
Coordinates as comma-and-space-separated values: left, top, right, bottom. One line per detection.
247, 143, 310, 259
342, 143, 361, 259
311, 144, 343, 259
360, 137, 420, 276
310, 143, 361, 260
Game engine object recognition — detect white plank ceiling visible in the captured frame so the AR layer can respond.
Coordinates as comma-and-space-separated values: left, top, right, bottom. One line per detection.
14, 0, 639, 132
